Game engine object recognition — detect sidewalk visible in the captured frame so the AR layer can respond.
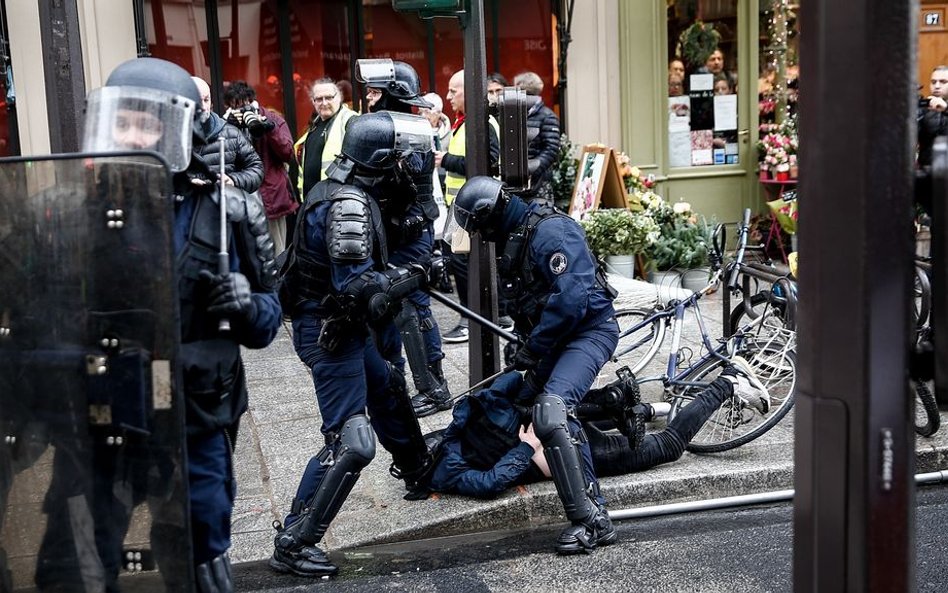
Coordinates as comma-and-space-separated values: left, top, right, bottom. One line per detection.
228, 276, 948, 563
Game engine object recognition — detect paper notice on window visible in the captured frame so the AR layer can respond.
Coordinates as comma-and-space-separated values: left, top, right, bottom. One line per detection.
669, 129, 692, 168
668, 96, 691, 131
690, 130, 713, 166
690, 73, 714, 92
713, 94, 738, 131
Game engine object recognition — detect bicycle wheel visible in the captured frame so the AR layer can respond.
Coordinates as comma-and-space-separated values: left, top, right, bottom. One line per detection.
672, 340, 797, 453
914, 379, 940, 437
609, 308, 666, 376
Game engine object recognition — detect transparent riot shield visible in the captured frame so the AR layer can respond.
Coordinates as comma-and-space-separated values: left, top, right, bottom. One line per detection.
0, 153, 191, 592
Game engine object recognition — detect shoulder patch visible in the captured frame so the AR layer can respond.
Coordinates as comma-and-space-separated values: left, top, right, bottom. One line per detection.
549, 252, 568, 275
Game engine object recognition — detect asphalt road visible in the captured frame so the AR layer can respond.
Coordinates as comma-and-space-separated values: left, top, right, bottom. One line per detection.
233, 484, 948, 593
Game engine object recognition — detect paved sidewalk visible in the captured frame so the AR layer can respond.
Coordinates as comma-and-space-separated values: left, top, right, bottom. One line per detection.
228, 276, 948, 564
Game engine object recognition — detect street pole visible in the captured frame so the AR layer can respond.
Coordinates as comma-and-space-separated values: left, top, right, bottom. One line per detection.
794, 0, 914, 590
461, 0, 500, 383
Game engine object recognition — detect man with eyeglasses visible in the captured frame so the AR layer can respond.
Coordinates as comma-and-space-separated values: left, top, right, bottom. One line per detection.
294, 78, 357, 200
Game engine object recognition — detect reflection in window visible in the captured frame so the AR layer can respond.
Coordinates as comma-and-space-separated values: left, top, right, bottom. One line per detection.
759, 1, 799, 125
666, 0, 739, 167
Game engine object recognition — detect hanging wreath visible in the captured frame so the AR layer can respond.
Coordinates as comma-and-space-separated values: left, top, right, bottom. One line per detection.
677, 21, 721, 70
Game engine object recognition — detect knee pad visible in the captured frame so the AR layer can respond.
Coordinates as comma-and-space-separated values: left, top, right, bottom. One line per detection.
336, 413, 376, 467
533, 393, 570, 442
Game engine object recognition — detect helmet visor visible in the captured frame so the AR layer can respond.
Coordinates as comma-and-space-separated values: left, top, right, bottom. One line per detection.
355, 59, 396, 85
389, 112, 434, 156
82, 86, 194, 172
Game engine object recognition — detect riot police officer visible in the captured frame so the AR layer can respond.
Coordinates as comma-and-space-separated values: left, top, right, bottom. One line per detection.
452, 176, 620, 554
356, 58, 452, 417
82, 57, 282, 591
272, 112, 438, 577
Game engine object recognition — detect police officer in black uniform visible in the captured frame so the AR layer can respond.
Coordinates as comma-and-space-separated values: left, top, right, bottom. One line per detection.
83, 57, 282, 592
271, 112, 438, 577
452, 176, 620, 554
357, 59, 453, 417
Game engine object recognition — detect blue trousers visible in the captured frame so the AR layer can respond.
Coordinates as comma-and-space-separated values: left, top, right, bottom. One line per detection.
286, 316, 425, 525
187, 429, 234, 565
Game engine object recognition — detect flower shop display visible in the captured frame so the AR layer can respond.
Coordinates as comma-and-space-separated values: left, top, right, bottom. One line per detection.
758, 116, 798, 180
550, 133, 578, 211
639, 193, 713, 285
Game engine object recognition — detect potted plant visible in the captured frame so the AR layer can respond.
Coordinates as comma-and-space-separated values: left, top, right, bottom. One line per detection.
579, 208, 659, 279
640, 196, 712, 289
549, 133, 578, 211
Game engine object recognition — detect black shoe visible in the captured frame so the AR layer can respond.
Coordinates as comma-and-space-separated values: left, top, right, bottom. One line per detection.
555, 506, 617, 555
389, 457, 436, 501
498, 315, 514, 330
269, 527, 338, 577
412, 389, 453, 417
442, 322, 469, 344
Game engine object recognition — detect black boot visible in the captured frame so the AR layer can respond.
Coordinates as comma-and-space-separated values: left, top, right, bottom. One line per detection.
269, 522, 338, 578
389, 452, 436, 500
410, 360, 453, 417
555, 490, 617, 555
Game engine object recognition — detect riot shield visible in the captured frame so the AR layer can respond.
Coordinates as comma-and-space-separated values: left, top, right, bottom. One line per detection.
0, 153, 191, 593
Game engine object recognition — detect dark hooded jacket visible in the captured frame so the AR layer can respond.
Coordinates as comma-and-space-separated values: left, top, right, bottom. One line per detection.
193, 112, 264, 192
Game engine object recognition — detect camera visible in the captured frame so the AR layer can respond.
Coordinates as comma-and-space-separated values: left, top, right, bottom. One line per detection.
920, 97, 932, 110
225, 104, 270, 136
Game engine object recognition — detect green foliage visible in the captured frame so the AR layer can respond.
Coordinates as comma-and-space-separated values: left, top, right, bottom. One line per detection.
580, 208, 659, 258
648, 218, 712, 271
638, 193, 713, 271
550, 133, 578, 211
677, 21, 721, 69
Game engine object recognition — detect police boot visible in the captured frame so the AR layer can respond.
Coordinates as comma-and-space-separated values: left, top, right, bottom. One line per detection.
410, 360, 453, 417
269, 521, 338, 578
196, 553, 233, 593
555, 486, 617, 555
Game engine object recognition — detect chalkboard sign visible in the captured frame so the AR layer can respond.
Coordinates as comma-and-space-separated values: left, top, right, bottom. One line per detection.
568, 144, 631, 220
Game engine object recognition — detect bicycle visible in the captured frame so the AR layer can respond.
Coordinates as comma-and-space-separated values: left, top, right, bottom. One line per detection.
911, 255, 940, 436
606, 209, 797, 453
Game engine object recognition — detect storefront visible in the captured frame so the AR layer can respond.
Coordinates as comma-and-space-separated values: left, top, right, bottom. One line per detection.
616, 0, 800, 224
140, 0, 562, 138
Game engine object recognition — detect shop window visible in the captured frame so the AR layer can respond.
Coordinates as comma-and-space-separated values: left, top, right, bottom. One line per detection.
666, 0, 739, 167
143, 1, 209, 79
362, 1, 431, 110
496, 0, 555, 109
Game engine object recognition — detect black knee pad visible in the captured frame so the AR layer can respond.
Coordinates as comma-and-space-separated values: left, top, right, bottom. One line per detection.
533, 393, 570, 442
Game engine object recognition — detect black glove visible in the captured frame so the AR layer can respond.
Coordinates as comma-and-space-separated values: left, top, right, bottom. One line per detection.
199, 270, 256, 322
426, 253, 446, 286
511, 345, 540, 372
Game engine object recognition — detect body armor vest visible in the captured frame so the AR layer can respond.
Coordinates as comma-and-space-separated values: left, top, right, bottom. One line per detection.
497, 205, 615, 332
289, 181, 388, 311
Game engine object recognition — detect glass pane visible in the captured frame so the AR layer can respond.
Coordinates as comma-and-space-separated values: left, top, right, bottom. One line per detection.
432, 17, 464, 121
143, 1, 209, 79
758, 1, 800, 125
288, 0, 353, 136
667, 0, 739, 167
362, 2, 432, 110
496, 0, 556, 110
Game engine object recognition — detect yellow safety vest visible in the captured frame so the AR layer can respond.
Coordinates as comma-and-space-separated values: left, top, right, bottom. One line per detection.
294, 105, 358, 196
443, 115, 500, 205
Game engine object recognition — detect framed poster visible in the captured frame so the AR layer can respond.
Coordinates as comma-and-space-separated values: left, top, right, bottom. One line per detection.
568, 145, 631, 220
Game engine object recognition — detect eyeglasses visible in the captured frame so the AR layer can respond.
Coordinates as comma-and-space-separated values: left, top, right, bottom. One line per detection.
312, 94, 337, 103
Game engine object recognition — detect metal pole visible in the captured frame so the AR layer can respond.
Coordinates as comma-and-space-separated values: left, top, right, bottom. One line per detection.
609, 471, 948, 523
38, 0, 85, 153
795, 0, 914, 590
462, 0, 500, 384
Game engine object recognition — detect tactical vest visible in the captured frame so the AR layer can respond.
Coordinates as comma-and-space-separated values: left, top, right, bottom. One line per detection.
497, 205, 616, 332
443, 117, 501, 205
284, 181, 388, 313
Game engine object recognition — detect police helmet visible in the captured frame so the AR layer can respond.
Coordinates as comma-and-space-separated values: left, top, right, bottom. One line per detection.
454, 176, 510, 240
82, 57, 199, 172
356, 58, 433, 109
341, 112, 433, 171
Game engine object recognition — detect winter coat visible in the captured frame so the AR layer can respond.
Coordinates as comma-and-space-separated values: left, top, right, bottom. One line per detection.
192, 112, 264, 192
251, 106, 298, 219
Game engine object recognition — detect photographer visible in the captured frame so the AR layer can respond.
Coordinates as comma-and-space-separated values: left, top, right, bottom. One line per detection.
223, 81, 296, 254
192, 77, 263, 193
917, 66, 948, 214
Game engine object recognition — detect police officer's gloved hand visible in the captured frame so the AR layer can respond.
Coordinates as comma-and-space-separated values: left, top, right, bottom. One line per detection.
199, 270, 257, 322
511, 345, 540, 372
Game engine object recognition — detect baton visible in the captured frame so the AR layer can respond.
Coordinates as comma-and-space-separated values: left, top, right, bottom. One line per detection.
451, 364, 516, 400
426, 288, 520, 343
217, 142, 231, 333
